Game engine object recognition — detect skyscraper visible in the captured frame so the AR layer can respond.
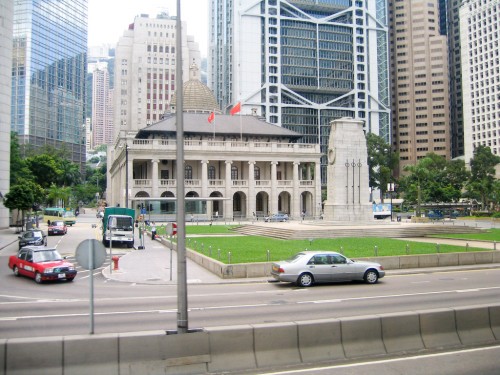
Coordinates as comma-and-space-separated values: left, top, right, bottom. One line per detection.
114, 12, 201, 137
208, 0, 391, 183
389, 0, 451, 176
442, 0, 466, 158
0, 0, 13, 228
91, 65, 114, 148
460, 0, 500, 162
11, 0, 87, 167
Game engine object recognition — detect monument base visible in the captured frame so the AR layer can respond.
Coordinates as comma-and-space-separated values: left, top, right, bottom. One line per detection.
323, 202, 373, 222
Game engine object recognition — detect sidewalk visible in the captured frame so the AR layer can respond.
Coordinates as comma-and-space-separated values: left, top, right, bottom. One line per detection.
0, 227, 21, 251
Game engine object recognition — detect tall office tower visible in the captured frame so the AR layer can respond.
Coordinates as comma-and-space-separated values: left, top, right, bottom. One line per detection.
11, 0, 87, 168
208, 0, 391, 183
389, 0, 451, 176
114, 12, 201, 137
461, 0, 500, 162
441, 0, 465, 158
0, 0, 13, 228
91, 66, 114, 148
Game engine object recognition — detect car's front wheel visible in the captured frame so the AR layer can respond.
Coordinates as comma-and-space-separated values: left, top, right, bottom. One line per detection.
13, 266, 20, 277
297, 272, 314, 287
364, 269, 379, 284
34, 272, 43, 284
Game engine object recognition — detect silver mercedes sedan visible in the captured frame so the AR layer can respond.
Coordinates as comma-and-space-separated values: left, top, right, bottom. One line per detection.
271, 251, 385, 287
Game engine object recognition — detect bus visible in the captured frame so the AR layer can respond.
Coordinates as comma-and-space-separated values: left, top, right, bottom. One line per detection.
43, 207, 77, 226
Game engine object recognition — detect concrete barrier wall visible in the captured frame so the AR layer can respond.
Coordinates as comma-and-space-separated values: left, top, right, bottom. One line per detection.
2, 304, 499, 375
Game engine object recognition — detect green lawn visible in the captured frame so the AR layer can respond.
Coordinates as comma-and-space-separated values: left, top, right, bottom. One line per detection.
184, 236, 488, 264
428, 228, 500, 241
147, 224, 496, 264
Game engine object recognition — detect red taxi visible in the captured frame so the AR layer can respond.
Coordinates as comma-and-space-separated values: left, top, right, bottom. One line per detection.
8, 246, 77, 283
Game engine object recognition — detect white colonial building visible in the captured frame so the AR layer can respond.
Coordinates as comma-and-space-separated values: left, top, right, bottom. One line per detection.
107, 65, 322, 221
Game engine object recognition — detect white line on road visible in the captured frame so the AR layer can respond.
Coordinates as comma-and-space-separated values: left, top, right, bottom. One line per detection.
258, 345, 500, 374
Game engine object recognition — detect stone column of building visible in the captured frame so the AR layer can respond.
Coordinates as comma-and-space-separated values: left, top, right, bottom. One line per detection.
125, 156, 132, 208
270, 161, 278, 215
315, 162, 322, 218
201, 160, 210, 217
151, 159, 159, 198
224, 161, 233, 219
248, 161, 256, 219
292, 161, 300, 219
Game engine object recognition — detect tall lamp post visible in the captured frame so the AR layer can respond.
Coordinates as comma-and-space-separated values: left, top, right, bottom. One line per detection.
387, 182, 395, 221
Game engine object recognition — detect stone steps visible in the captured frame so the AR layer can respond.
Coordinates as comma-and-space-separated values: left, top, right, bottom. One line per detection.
230, 223, 485, 240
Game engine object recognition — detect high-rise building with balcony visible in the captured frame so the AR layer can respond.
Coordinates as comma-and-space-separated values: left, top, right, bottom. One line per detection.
208, 0, 391, 183
460, 0, 500, 162
389, 0, 451, 176
11, 0, 87, 167
113, 12, 201, 139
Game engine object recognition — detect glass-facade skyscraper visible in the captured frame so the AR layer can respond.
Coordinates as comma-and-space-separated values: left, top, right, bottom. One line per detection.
11, 0, 87, 167
209, 0, 391, 183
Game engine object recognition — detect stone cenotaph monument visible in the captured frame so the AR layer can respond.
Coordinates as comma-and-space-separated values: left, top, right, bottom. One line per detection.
322, 118, 373, 222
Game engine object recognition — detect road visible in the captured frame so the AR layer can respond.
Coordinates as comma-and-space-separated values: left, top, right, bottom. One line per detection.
1, 212, 499, 338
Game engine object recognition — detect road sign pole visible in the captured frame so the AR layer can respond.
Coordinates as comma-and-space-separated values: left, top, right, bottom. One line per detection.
89, 239, 94, 334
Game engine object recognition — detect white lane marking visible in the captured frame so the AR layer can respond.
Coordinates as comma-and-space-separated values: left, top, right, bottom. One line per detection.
297, 286, 500, 304
1, 285, 499, 308
259, 345, 500, 374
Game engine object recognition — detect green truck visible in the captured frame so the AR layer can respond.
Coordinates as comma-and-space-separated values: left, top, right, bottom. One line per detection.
102, 207, 135, 248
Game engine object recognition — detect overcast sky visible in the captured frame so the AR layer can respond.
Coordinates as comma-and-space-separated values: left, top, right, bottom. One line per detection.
87, 0, 209, 56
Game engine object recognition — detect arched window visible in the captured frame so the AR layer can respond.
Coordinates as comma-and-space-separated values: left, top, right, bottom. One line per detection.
208, 166, 216, 180
254, 166, 261, 180
185, 165, 192, 180
231, 166, 238, 180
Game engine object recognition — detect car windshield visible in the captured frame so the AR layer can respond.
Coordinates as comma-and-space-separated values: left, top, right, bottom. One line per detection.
51, 221, 64, 226
33, 250, 63, 263
24, 231, 43, 239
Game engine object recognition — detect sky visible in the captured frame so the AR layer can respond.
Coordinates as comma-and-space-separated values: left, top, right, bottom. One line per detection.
87, 0, 209, 56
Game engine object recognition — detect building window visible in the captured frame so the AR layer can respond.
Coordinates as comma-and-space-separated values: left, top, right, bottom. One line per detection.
208, 166, 216, 180
185, 165, 192, 180
254, 166, 261, 180
231, 166, 238, 180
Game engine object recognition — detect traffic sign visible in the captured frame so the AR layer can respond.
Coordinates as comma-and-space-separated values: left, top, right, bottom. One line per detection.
166, 222, 177, 236
75, 239, 107, 270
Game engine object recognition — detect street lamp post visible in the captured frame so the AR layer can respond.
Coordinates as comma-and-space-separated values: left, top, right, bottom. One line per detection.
125, 144, 129, 208
387, 182, 395, 221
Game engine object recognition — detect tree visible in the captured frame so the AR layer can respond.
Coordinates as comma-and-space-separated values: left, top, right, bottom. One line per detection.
4, 179, 45, 228
46, 184, 72, 207
9, 132, 31, 185
400, 153, 470, 216
366, 133, 399, 202
466, 146, 500, 210
25, 154, 62, 188
58, 158, 82, 186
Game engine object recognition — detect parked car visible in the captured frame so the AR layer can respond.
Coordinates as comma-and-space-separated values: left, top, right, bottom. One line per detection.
264, 213, 289, 222
8, 246, 77, 283
18, 229, 47, 250
271, 251, 385, 287
426, 210, 444, 220
48, 220, 67, 236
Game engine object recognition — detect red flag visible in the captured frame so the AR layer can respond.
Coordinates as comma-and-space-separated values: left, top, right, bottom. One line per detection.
230, 102, 241, 115
208, 111, 215, 123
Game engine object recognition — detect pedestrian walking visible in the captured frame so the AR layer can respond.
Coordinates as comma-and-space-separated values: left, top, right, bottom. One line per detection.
151, 222, 157, 240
